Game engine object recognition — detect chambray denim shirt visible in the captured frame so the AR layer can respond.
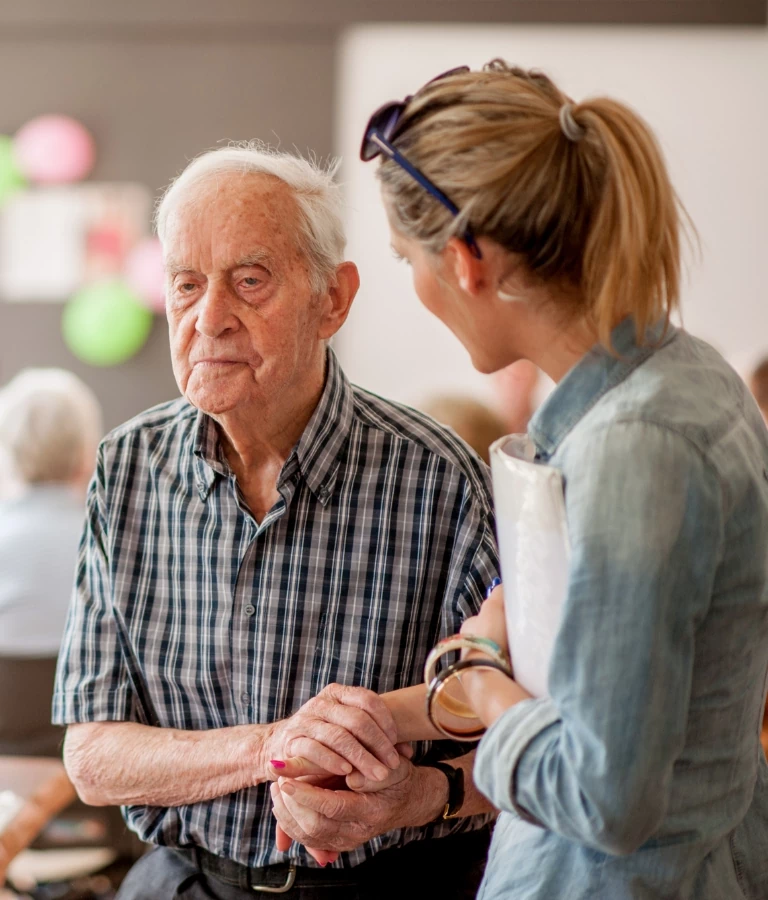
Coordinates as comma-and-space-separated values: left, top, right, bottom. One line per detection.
476, 319, 768, 900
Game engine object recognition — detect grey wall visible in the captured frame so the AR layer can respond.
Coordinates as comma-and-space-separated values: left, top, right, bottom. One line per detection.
0, 0, 764, 430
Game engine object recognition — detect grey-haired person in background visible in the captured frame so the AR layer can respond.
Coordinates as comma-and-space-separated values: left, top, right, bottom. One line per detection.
0, 368, 101, 758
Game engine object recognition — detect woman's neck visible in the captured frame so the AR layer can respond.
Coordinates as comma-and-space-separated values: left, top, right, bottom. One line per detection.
505, 298, 599, 384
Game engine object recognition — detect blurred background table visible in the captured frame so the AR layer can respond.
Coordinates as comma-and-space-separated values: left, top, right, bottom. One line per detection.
0, 756, 76, 886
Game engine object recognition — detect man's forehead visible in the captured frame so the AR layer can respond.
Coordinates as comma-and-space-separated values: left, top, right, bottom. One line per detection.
163, 175, 301, 272
164, 247, 276, 275
182, 171, 295, 217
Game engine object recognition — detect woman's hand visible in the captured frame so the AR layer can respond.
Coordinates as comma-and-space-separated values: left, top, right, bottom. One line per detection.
460, 584, 509, 658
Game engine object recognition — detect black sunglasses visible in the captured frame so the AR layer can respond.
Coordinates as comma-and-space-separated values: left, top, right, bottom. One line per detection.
360, 66, 482, 260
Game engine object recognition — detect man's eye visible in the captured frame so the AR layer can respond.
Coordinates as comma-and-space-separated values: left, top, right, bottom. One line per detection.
242, 277, 261, 287
181, 283, 197, 292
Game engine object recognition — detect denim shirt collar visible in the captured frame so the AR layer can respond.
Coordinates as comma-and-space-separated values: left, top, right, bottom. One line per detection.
528, 317, 678, 461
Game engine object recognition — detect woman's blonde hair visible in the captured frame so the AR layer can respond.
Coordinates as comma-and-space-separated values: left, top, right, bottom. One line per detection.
377, 60, 691, 348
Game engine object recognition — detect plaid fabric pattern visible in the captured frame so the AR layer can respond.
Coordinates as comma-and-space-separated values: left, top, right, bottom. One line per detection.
53, 349, 499, 868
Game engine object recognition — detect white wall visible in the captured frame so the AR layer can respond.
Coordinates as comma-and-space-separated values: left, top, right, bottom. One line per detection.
335, 25, 768, 406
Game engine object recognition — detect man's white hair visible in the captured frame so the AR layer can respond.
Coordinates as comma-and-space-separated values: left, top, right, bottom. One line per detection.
0, 368, 103, 486
155, 143, 347, 295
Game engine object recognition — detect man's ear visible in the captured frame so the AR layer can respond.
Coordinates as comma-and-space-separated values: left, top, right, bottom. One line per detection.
317, 262, 360, 340
443, 237, 485, 297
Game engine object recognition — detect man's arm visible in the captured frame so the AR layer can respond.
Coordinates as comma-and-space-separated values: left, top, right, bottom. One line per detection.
64, 721, 262, 807
63, 683, 401, 808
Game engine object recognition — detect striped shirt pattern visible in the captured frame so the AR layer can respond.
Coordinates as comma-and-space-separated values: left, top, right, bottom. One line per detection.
53, 349, 499, 868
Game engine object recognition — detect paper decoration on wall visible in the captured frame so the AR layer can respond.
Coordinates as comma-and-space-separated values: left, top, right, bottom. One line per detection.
0, 136, 27, 206
62, 280, 153, 366
0, 112, 165, 368
14, 115, 95, 185
125, 237, 166, 312
0, 183, 153, 302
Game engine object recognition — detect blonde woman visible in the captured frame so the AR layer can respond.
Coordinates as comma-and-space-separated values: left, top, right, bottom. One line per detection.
355, 62, 768, 898
272, 62, 768, 897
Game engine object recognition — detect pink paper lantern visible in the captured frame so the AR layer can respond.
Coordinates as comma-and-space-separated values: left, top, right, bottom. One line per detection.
125, 238, 166, 312
14, 115, 95, 184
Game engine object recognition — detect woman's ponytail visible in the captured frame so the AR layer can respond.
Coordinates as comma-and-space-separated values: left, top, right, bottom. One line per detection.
577, 98, 686, 347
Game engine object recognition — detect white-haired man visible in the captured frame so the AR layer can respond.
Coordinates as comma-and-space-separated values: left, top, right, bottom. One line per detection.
54, 146, 499, 899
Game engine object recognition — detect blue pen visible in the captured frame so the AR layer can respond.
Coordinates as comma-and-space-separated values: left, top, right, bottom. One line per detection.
486, 577, 501, 599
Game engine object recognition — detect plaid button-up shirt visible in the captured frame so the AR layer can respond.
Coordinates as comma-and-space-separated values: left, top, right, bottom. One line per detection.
53, 349, 499, 868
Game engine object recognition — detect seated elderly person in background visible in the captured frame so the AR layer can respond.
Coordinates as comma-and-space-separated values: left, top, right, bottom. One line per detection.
0, 368, 101, 757
54, 145, 499, 900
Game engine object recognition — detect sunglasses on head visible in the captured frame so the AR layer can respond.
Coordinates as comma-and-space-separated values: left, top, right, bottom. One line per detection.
359, 66, 483, 260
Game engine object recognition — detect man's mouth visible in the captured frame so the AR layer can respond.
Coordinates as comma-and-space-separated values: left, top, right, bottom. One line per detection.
193, 359, 245, 367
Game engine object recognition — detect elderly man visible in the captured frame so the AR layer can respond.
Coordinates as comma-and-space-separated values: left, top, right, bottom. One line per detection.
53, 146, 498, 899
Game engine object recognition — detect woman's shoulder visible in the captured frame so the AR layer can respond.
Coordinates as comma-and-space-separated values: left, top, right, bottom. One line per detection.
556, 332, 768, 524
567, 331, 761, 462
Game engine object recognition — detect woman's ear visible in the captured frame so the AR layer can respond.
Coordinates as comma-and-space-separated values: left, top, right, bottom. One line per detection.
443, 237, 486, 297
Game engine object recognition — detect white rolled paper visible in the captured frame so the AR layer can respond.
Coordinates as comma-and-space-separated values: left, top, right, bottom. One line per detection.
490, 435, 570, 698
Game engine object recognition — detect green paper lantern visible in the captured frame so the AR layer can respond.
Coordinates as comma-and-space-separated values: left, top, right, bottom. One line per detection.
0, 134, 27, 205
62, 280, 154, 367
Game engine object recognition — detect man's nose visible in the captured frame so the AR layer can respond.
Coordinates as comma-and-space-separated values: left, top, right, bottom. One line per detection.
195, 282, 239, 338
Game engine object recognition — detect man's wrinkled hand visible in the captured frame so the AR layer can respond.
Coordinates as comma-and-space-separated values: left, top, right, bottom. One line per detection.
262, 683, 400, 783
270, 754, 444, 854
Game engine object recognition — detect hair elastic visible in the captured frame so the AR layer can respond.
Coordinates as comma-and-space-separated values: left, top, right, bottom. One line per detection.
559, 104, 586, 142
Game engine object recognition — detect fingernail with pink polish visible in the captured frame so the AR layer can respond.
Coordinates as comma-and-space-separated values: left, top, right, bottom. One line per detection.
270, 760, 286, 769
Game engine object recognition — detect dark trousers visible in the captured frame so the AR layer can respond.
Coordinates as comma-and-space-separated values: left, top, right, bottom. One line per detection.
116, 827, 492, 900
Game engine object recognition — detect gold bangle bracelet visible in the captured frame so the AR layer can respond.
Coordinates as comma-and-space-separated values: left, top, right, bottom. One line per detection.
426, 657, 513, 741
423, 634, 510, 690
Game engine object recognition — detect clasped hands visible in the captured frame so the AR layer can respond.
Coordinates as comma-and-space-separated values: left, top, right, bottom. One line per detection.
265, 585, 509, 866
263, 683, 427, 866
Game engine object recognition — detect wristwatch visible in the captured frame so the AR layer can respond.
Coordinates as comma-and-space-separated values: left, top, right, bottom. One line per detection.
430, 761, 465, 820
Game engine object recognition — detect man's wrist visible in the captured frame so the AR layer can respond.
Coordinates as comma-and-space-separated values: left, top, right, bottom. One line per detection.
252, 721, 278, 784
412, 764, 450, 827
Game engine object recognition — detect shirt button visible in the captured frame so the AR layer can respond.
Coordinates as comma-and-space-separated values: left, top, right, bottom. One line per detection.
241, 692, 251, 705
244, 604, 255, 616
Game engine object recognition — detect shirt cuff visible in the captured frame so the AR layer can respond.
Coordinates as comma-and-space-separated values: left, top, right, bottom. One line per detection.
51, 685, 134, 725
473, 697, 560, 824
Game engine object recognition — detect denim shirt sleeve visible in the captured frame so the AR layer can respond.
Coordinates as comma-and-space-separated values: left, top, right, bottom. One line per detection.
474, 420, 723, 855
